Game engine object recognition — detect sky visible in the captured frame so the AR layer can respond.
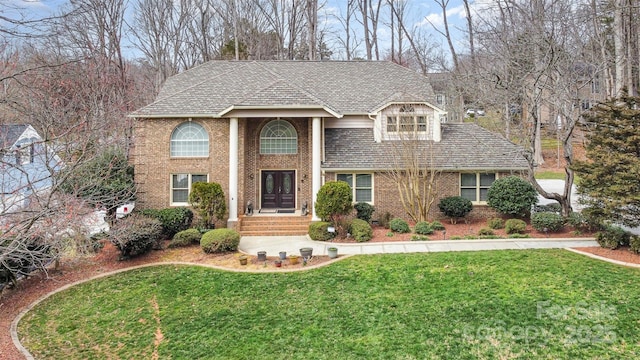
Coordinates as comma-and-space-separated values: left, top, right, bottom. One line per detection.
10, 0, 476, 61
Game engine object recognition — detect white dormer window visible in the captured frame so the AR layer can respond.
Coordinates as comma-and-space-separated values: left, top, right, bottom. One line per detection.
386, 105, 428, 133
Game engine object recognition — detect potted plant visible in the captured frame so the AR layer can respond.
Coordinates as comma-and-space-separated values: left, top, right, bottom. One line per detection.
239, 255, 248, 265
327, 247, 338, 259
289, 254, 300, 265
300, 247, 313, 258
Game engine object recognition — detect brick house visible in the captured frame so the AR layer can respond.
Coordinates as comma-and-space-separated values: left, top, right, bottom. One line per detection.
130, 61, 528, 231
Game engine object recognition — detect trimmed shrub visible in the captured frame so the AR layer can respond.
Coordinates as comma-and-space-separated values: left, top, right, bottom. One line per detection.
478, 227, 495, 236
315, 181, 353, 222
189, 182, 227, 228
389, 218, 410, 233
378, 212, 393, 229
309, 221, 336, 241
487, 176, 538, 216
430, 221, 445, 231
414, 221, 434, 235
350, 219, 373, 242
354, 202, 375, 223
508, 233, 531, 239
595, 225, 630, 250
438, 196, 472, 224
565, 212, 596, 232
487, 218, 504, 229
169, 228, 202, 248
315, 181, 353, 237
531, 212, 565, 232
142, 207, 193, 238
109, 214, 162, 258
630, 235, 640, 254
200, 228, 241, 253
505, 219, 527, 234
532, 203, 562, 214
411, 235, 429, 241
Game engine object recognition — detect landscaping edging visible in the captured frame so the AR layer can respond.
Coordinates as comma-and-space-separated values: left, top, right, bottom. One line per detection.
566, 248, 640, 269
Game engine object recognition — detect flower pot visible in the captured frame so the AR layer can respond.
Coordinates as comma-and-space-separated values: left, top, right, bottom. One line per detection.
327, 247, 338, 259
257, 251, 267, 261
239, 255, 248, 265
274, 260, 282, 267
289, 254, 300, 265
279, 251, 287, 260
300, 247, 313, 258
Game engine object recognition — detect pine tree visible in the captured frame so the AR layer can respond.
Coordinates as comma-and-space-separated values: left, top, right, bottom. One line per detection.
572, 93, 640, 227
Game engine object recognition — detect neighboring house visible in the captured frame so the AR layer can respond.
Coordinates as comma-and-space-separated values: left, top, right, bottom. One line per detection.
130, 61, 528, 228
0, 124, 60, 214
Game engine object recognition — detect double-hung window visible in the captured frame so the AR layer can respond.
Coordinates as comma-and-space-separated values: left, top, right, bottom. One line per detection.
171, 174, 208, 205
460, 173, 496, 203
337, 173, 373, 203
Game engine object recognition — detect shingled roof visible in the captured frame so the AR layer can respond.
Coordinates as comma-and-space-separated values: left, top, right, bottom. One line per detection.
0, 124, 29, 149
323, 123, 529, 171
131, 61, 437, 118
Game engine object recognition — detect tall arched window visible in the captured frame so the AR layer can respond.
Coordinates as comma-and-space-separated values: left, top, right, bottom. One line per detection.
260, 119, 297, 154
170, 122, 209, 157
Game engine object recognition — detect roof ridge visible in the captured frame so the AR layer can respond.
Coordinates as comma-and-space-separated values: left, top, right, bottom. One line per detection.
254, 62, 340, 115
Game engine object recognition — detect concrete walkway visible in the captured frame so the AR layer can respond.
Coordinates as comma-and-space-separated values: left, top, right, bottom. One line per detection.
239, 236, 598, 257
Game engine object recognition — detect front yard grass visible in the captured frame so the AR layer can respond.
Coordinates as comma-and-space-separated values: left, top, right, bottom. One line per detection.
19, 250, 640, 359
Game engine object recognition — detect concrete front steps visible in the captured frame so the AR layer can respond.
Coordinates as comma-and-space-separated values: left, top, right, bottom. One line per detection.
238, 215, 311, 236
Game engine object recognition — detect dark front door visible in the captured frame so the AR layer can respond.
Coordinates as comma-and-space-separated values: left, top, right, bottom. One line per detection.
261, 170, 295, 209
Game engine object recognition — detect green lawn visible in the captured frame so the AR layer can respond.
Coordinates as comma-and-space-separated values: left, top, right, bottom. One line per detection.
19, 250, 640, 359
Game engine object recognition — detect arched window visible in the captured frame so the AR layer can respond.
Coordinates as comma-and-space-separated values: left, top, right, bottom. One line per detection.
260, 119, 297, 154
170, 122, 209, 157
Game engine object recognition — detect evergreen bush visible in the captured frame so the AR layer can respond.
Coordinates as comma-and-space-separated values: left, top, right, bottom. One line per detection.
354, 202, 375, 223
414, 221, 434, 235
168, 228, 202, 248
505, 219, 527, 234
308, 222, 336, 241
350, 219, 373, 242
487, 217, 505, 229
531, 212, 565, 232
142, 207, 193, 238
430, 221, 445, 231
486, 176, 538, 216
595, 225, 630, 250
200, 229, 241, 253
438, 196, 473, 223
389, 218, 410, 233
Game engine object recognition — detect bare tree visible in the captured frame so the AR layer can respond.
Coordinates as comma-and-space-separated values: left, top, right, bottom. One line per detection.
332, 0, 360, 60
383, 106, 442, 222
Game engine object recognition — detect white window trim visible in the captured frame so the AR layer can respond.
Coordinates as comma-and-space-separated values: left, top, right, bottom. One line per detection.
170, 122, 209, 158
260, 119, 298, 155
170, 173, 209, 206
460, 172, 497, 204
336, 172, 374, 204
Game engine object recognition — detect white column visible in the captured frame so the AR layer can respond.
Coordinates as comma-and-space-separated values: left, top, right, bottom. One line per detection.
228, 117, 239, 225
312, 117, 321, 221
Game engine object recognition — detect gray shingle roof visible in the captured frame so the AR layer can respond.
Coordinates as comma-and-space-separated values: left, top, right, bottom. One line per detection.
131, 61, 437, 117
0, 124, 28, 149
323, 123, 529, 171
